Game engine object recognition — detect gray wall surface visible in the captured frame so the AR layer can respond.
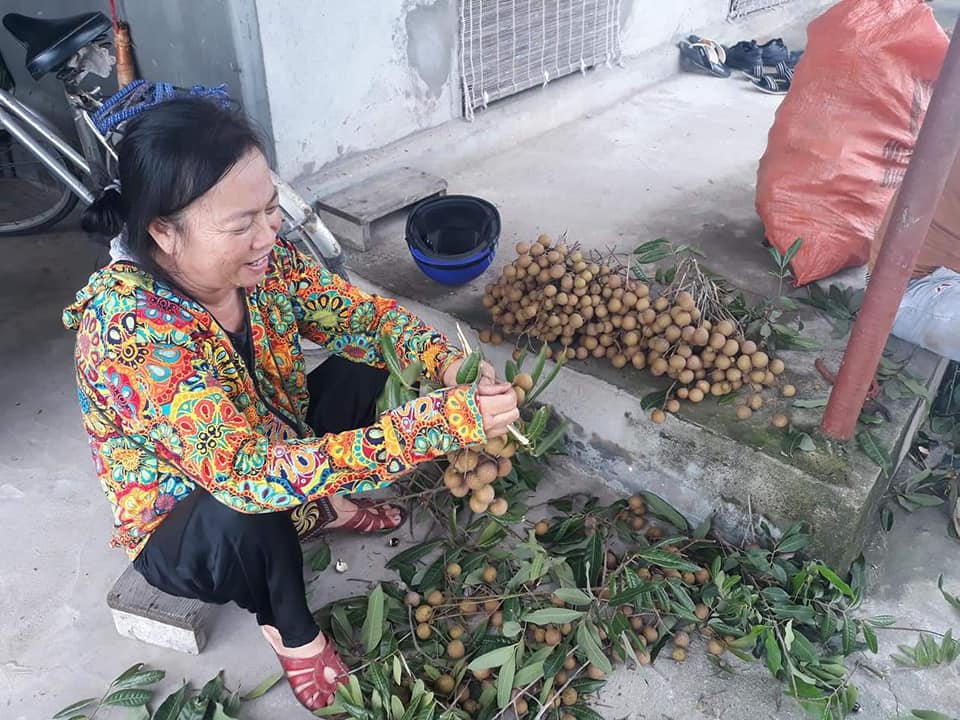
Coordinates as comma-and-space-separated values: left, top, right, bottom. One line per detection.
255, 0, 461, 180
0, 1, 270, 146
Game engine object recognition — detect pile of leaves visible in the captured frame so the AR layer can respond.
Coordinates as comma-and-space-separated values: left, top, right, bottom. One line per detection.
313, 481, 895, 720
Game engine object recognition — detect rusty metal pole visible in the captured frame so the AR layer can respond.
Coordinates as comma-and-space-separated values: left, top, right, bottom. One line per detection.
821, 16, 960, 440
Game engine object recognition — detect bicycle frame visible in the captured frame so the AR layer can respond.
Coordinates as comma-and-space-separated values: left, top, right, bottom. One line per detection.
0, 86, 94, 203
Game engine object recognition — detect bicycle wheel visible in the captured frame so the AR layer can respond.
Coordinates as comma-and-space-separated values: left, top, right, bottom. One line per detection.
0, 130, 78, 236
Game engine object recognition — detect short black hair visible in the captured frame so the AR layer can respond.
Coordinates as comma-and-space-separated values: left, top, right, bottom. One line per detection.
82, 96, 267, 278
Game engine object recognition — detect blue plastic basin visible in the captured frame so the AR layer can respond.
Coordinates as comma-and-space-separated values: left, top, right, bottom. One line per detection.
406, 195, 500, 285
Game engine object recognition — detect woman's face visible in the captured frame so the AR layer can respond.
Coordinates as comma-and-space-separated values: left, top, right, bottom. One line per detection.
150, 149, 282, 296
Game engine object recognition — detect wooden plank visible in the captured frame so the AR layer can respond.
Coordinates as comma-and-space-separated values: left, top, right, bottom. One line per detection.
107, 564, 208, 632
314, 166, 447, 224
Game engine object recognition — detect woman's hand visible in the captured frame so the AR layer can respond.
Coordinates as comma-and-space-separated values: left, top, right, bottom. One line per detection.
475, 380, 520, 438
442, 357, 496, 388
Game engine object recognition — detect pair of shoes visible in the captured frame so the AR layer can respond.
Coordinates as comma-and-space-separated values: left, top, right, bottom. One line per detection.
725, 38, 803, 79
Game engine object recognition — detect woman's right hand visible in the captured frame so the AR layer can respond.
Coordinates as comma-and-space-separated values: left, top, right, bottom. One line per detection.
475, 380, 520, 438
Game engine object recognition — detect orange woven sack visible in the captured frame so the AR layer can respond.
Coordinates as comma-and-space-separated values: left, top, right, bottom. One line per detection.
755, 0, 948, 286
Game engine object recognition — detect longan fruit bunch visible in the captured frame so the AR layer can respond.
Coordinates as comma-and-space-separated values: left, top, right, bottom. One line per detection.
443, 436, 516, 515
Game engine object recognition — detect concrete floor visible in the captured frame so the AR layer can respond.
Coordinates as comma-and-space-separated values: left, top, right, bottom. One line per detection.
5, 2, 960, 719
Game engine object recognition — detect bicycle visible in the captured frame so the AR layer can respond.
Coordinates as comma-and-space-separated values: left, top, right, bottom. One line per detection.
0, 11, 348, 279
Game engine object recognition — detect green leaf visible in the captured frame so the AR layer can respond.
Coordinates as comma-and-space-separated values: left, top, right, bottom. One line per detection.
504, 359, 518, 383
241, 671, 283, 700
564, 706, 607, 720
910, 711, 957, 720
102, 689, 152, 707
530, 343, 550, 386
607, 582, 658, 607
513, 648, 550, 687
456, 350, 482, 385
857, 430, 892, 477
501, 621, 523, 638
111, 663, 146, 687
816, 564, 854, 598
178, 697, 209, 720
380, 333, 404, 379
939, 574, 960, 611
531, 420, 568, 458
862, 622, 879, 654
576, 619, 613, 675
638, 491, 690, 532
306, 541, 332, 572
552, 587, 592, 606
153, 684, 187, 720
199, 672, 225, 702
521, 608, 585, 624
362, 584, 386, 654
400, 360, 423, 389
468, 643, 518, 671
111, 669, 165, 691
52, 698, 98, 718
640, 389, 669, 411
763, 630, 782, 676
496, 653, 516, 709
526, 354, 568, 404
783, 238, 803, 266
386, 539, 445, 570
633, 548, 700, 573
209, 702, 235, 720
693, 514, 713, 539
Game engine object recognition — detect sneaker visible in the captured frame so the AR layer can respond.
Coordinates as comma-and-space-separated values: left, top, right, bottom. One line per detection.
724, 41, 761, 70
760, 38, 790, 65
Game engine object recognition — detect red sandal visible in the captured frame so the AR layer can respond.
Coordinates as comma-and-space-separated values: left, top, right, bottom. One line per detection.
277, 637, 350, 711
292, 496, 406, 542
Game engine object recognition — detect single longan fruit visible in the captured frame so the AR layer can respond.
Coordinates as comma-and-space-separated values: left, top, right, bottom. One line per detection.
782, 384, 797, 398
741, 340, 758, 356
426, 590, 445, 606
488, 497, 509, 516
770, 358, 786, 375
446, 562, 462, 579
749, 393, 764, 411
416, 623, 432, 640
482, 565, 498, 584
736, 406, 752, 420
449, 624, 465, 639
514, 372, 534, 391
751, 351, 770, 369
709, 332, 727, 350
717, 320, 735, 336
643, 626, 659, 643
737, 354, 753, 373
772, 413, 789, 428
447, 639, 465, 659
671, 647, 688, 662
707, 639, 726, 656
695, 603, 710, 620
693, 327, 710, 346
415, 605, 433, 623
535, 520, 550, 536
666, 399, 681, 413
651, 409, 666, 424
688, 388, 705, 403
673, 631, 691, 649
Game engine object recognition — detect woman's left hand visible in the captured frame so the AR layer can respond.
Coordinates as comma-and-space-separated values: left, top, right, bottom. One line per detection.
443, 357, 497, 388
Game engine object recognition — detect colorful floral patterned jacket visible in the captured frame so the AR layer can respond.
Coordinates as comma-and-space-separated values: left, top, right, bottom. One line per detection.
63, 240, 485, 559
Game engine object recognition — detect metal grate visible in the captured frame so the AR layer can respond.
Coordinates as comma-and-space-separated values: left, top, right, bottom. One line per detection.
459, 0, 621, 120
728, 0, 793, 20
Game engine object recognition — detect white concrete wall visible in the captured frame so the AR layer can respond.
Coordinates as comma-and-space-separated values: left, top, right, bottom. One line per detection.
620, 0, 729, 56
254, 0, 751, 177
255, 0, 459, 179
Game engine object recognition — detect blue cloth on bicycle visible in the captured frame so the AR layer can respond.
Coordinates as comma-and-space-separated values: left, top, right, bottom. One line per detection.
91, 80, 232, 135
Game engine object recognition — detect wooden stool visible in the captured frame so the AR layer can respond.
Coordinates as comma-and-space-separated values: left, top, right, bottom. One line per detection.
314, 166, 447, 251
107, 564, 209, 654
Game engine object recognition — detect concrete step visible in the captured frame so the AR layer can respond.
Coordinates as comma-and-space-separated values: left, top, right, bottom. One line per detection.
348, 271, 947, 572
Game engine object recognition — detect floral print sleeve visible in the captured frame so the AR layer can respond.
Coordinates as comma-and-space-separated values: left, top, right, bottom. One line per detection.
118, 337, 486, 512
278, 242, 464, 384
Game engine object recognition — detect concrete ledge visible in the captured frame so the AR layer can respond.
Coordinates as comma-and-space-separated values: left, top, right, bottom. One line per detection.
347, 272, 947, 572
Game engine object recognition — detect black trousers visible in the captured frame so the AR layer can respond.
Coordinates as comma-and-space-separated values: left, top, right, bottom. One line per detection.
133, 356, 389, 647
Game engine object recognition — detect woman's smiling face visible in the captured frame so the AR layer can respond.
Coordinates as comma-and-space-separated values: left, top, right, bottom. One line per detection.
150, 149, 282, 294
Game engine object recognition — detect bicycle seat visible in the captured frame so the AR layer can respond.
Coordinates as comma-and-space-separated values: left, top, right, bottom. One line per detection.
2, 12, 112, 80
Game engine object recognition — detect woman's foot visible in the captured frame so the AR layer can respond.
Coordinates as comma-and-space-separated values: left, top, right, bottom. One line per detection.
323, 494, 403, 530
292, 495, 406, 541
262, 626, 349, 710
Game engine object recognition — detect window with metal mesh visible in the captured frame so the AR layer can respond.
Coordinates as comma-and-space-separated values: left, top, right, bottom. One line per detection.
728, 0, 793, 20
459, 0, 622, 120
